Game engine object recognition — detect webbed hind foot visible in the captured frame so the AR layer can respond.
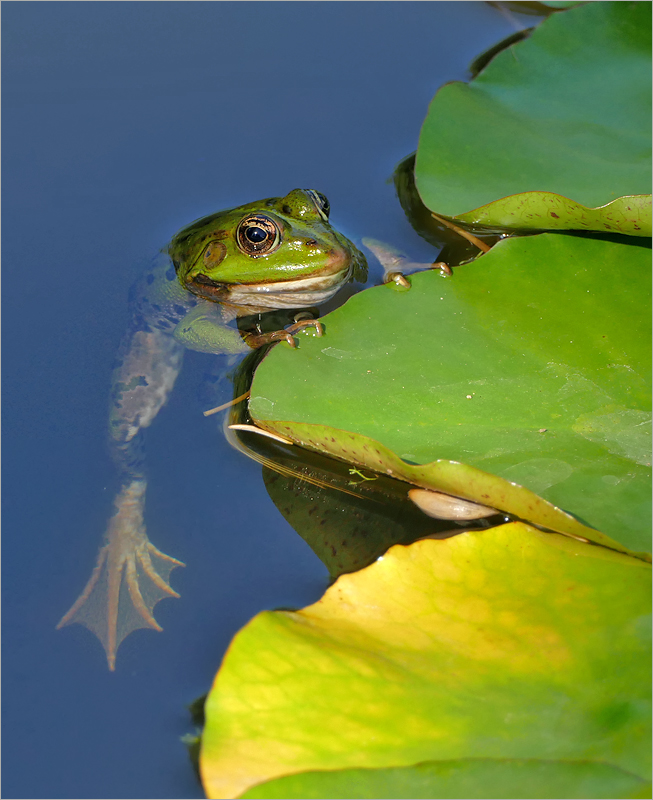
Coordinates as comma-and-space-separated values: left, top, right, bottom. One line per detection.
57, 479, 184, 670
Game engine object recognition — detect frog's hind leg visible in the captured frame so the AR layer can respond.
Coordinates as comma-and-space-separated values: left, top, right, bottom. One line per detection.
59, 312, 188, 668
57, 479, 184, 670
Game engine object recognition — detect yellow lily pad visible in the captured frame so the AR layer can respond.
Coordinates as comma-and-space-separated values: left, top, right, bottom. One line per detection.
200, 523, 651, 798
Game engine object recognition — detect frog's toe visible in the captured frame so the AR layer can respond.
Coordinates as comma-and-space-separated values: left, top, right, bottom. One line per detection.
139, 543, 184, 598
146, 541, 185, 568
433, 260, 453, 276
384, 271, 411, 289
125, 557, 164, 630
286, 319, 324, 338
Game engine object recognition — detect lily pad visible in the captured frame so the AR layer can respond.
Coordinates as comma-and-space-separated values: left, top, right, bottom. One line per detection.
241, 759, 652, 799
249, 233, 651, 553
414, 1, 652, 235
249, 421, 637, 557
200, 523, 651, 798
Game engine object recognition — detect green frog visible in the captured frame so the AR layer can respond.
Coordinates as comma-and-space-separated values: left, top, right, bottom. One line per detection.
57, 189, 367, 670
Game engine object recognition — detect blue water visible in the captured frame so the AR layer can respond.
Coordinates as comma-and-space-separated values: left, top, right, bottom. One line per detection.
3, 3, 529, 797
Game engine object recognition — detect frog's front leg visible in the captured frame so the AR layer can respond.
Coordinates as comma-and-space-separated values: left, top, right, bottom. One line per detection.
58, 323, 186, 669
172, 302, 322, 352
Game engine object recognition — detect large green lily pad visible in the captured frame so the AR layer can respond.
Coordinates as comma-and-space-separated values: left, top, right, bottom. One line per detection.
249, 233, 651, 552
200, 523, 651, 798
414, 1, 652, 235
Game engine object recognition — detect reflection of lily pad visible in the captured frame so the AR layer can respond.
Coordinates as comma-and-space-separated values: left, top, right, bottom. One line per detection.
200, 523, 651, 799
414, 1, 652, 235
250, 233, 651, 552
262, 466, 440, 579
229, 427, 467, 580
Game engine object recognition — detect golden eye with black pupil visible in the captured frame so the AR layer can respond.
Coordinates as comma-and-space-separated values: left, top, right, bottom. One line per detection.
306, 189, 330, 220
236, 215, 281, 256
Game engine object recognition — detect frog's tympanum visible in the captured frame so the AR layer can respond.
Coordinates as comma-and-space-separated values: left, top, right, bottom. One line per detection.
57, 189, 367, 669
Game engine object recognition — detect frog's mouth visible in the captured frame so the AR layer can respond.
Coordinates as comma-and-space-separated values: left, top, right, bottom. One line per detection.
186, 266, 351, 309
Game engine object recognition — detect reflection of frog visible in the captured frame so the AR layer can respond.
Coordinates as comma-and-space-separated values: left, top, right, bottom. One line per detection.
58, 189, 367, 669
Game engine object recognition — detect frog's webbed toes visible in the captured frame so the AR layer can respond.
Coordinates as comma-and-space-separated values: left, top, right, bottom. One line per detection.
57, 535, 184, 670
138, 542, 185, 598
124, 547, 185, 632
120, 541, 185, 628
125, 556, 163, 631
56, 544, 110, 630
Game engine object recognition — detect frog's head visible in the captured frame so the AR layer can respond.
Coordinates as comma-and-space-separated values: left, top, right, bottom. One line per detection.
168, 189, 367, 310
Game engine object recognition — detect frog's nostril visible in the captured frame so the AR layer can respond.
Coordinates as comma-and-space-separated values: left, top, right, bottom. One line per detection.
305, 239, 318, 246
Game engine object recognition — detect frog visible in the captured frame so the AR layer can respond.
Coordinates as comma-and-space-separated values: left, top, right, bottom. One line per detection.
57, 188, 367, 670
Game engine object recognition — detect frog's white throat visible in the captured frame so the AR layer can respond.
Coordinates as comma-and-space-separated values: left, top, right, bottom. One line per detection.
224, 267, 350, 310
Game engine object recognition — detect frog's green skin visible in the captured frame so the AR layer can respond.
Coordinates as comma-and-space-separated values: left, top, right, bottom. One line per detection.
57, 189, 367, 670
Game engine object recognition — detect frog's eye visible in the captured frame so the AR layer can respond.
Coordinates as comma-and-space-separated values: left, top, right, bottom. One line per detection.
236, 215, 281, 257
305, 189, 330, 221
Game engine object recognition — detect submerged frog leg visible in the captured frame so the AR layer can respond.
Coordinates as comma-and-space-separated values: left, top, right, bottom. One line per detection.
58, 259, 194, 669
58, 479, 185, 670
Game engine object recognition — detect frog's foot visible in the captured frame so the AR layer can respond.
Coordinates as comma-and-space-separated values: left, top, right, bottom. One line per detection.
57, 479, 184, 670
361, 238, 452, 287
243, 319, 324, 349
